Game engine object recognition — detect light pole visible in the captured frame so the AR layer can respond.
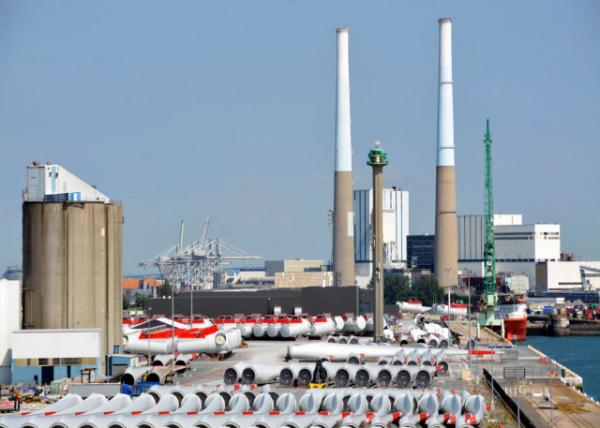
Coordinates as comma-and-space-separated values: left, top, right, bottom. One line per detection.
190, 282, 194, 328
171, 282, 175, 365
516, 383, 521, 428
444, 267, 452, 323
367, 140, 388, 342
490, 351, 494, 412
463, 269, 473, 369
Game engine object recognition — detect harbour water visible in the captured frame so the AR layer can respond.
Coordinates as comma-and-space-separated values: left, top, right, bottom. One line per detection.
526, 336, 600, 401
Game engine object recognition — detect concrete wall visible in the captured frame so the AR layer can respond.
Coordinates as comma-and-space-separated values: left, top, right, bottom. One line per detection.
459, 260, 536, 289
147, 286, 379, 317
0, 279, 21, 384
11, 329, 101, 385
275, 272, 333, 288
11, 330, 101, 359
22, 202, 123, 372
495, 224, 560, 261
458, 214, 523, 261
11, 361, 100, 385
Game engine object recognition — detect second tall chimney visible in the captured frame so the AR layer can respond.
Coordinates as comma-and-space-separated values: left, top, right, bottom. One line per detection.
332, 28, 355, 287
434, 18, 458, 288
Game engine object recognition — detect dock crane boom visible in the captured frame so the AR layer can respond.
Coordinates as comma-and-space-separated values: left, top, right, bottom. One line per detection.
477, 119, 504, 335
580, 265, 600, 290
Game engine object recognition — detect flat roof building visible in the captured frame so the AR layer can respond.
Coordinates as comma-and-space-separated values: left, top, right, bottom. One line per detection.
458, 214, 560, 287
407, 234, 435, 272
354, 188, 409, 287
265, 259, 325, 277
11, 329, 101, 385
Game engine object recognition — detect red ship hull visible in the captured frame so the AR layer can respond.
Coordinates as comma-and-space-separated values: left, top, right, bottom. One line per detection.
504, 317, 527, 341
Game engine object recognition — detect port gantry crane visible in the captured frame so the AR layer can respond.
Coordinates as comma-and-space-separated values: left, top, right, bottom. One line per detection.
140, 214, 262, 291
477, 119, 505, 337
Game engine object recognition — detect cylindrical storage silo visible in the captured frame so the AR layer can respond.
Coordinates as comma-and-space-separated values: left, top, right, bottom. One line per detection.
22, 201, 123, 372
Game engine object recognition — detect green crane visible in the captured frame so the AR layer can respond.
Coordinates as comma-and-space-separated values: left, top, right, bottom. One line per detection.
477, 119, 504, 334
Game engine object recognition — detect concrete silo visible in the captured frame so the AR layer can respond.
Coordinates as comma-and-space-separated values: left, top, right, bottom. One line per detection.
21, 162, 123, 371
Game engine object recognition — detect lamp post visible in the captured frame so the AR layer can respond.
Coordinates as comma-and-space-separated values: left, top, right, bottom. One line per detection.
171, 281, 175, 365
367, 140, 388, 342
444, 267, 452, 323
190, 282, 194, 328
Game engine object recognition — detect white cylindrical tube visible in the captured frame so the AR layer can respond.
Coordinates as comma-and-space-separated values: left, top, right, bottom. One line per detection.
280, 318, 312, 338
310, 316, 337, 336
287, 342, 400, 361
55, 393, 108, 416
152, 354, 173, 366
253, 322, 267, 338
146, 366, 173, 384
121, 366, 150, 386
228, 392, 251, 413
113, 393, 157, 415
124, 338, 176, 355
333, 316, 345, 331
241, 363, 284, 384
223, 362, 250, 385
142, 393, 180, 414
279, 362, 315, 387
199, 393, 226, 414
85, 393, 132, 415
176, 393, 203, 414
177, 328, 240, 354
418, 392, 440, 416
463, 394, 485, 425
267, 322, 281, 338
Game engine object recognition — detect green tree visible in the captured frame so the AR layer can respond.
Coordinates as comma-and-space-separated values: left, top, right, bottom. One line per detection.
160, 279, 172, 298
383, 273, 411, 305
412, 276, 444, 307
135, 293, 147, 309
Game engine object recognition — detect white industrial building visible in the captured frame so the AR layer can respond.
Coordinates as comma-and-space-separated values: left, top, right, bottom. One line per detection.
354, 188, 409, 287
24, 162, 110, 203
536, 261, 600, 292
11, 329, 102, 385
0, 279, 20, 384
457, 214, 561, 289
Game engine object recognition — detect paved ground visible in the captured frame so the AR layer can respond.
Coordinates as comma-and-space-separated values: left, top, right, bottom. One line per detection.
164, 333, 600, 428
509, 381, 600, 428
175, 340, 294, 385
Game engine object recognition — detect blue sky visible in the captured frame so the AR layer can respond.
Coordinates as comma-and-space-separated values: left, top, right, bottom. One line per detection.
1, 1, 599, 273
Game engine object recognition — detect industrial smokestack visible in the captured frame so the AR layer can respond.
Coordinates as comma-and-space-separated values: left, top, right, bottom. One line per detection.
332, 27, 355, 287
434, 18, 458, 288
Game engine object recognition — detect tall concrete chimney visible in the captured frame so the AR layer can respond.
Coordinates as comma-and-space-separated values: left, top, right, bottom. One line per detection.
332, 27, 355, 287
434, 18, 458, 288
